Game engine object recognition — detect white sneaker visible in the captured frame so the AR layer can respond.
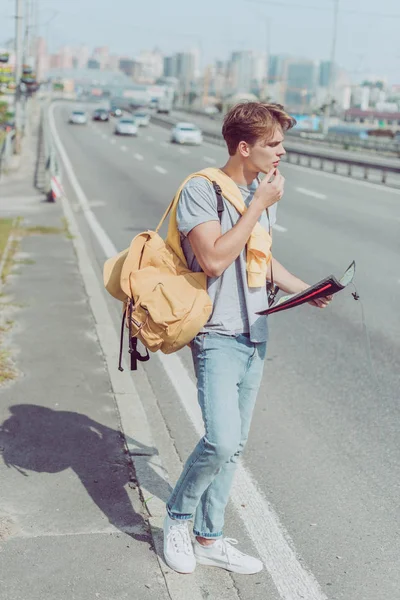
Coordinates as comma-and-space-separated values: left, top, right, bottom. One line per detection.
163, 515, 196, 574
194, 537, 263, 575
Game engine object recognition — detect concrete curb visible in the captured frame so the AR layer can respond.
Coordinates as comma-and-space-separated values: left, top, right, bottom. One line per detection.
58, 192, 208, 600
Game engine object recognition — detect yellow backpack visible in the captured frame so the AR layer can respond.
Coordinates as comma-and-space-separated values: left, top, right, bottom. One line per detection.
103, 170, 224, 371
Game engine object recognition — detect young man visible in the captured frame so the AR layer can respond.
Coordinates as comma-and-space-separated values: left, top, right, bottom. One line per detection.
163, 102, 331, 575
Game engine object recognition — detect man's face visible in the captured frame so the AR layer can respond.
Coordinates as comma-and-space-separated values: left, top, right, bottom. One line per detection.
241, 126, 286, 174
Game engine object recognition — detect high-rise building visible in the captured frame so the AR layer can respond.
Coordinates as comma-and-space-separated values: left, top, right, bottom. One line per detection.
76, 45, 90, 69
87, 59, 100, 70
93, 46, 109, 70
58, 46, 73, 70
319, 60, 333, 88
285, 59, 319, 109
119, 58, 136, 77
35, 37, 48, 81
175, 52, 196, 93
138, 49, 163, 83
163, 56, 176, 78
229, 51, 254, 93
268, 54, 288, 85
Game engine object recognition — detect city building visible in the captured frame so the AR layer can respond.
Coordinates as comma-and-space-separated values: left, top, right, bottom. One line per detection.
137, 49, 163, 83
285, 59, 319, 110
268, 54, 288, 85
344, 108, 400, 131
319, 60, 333, 88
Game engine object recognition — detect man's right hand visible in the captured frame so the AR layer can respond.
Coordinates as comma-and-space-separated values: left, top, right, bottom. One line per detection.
253, 168, 285, 210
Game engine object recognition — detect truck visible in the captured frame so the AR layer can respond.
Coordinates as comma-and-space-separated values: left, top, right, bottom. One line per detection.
156, 95, 173, 115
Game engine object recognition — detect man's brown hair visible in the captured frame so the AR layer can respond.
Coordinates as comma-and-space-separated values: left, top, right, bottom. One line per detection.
222, 102, 296, 156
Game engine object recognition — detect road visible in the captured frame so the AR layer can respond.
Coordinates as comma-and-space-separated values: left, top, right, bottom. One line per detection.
168, 110, 400, 186
52, 102, 400, 600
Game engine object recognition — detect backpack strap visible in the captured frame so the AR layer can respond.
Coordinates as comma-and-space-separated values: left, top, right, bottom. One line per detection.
212, 181, 224, 222
156, 178, 225, 233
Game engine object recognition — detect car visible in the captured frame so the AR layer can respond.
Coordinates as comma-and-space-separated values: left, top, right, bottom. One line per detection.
133, 111, 150, 127
68, 110, 87, 125
170, 122, 203, 145
110, 106, 122, 117
92, 108, 109, 122
115, 117, 138, 136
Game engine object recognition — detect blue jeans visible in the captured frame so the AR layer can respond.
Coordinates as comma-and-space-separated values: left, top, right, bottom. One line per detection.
166, 332, 267, 538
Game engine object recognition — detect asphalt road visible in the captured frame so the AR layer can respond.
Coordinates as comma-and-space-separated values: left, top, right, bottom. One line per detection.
54, 102, 400, 600
169, 109, 400, 185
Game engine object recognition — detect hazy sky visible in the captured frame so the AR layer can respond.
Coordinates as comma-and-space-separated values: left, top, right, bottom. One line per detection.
1, 0, 399, 82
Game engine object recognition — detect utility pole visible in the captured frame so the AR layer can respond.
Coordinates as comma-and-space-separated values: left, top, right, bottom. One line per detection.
14, 0, 24, 154
322, 0, 339, 136
265, 17, 270, 92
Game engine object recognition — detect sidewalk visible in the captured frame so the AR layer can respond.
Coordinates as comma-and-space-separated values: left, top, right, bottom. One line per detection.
0, 127, 170, 599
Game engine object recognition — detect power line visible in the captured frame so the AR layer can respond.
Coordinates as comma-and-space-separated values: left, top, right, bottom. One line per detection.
246, 0, 400, 19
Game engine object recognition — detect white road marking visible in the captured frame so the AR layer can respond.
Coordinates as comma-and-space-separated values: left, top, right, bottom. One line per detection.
296, 187, 327, 200
146, 135, 154, 142
178, 147, 189, 154
134, 153, 144, 161
156, 353, 327, 600
51, 102, 223, 600
154, 165, 167, 174
203, 156, 216, 164
160, 141, 169, 147
101, 133, 107, 140
120, 145, 128, 152
110, 138, 116, 145
272, 224, 287, 232
50, 102, 328, 600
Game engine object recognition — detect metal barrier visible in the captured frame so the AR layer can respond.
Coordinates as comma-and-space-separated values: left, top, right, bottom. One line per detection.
151, 115, 400, 187
35, 104, 63, 201
0, 131, 16, 179
173, 107, 400, 157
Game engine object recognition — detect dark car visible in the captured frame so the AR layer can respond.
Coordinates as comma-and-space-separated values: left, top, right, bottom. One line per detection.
92, 108, 109, 122
110, 105, 122, 117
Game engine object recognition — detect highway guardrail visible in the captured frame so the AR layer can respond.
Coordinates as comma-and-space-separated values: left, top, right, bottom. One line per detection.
151, 115, 400, 188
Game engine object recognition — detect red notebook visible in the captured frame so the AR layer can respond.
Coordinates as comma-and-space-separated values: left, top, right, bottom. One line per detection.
257, 261, 356, 316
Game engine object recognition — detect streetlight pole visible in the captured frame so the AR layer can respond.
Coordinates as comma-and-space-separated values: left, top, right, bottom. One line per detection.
14, 0, 24, 154
322, 0, 339, 136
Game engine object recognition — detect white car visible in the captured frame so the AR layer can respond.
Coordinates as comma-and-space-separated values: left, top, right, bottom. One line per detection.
171, 122, 203, 145
68, 110, 87, 125
115, 117, 138, 136
134, 111, 150, 127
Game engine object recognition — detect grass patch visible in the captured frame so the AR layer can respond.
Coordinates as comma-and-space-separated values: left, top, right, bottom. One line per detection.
0, 218, 14, 260
23, 218, 73, 239
0, 349, 16, 384
1, 237, 20, 284
24, 225, 64, 235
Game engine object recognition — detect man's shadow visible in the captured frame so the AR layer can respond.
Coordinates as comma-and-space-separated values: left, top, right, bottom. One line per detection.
0, 405, 173, 544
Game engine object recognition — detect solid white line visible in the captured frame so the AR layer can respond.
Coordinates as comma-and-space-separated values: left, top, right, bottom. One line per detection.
156, 353, 327, 600
296, 187, 327, 200
49, 105, 117, 258
120, 145, 128, 152
134, 153, 144, 161
272, 224, 287, 233
50, 103, 327, 600
50, 103, 215, 600
146, 135, 154, 142
154, 166, 167, 174
203, 156, 216, 164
